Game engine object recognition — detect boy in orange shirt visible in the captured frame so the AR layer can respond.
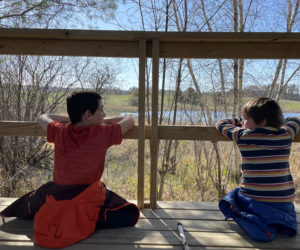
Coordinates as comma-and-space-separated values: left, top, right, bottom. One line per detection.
1, 91, 139, 247
38, 91, 135, 186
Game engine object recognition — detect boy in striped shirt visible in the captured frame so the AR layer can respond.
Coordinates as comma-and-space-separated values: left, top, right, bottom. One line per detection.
216, 97, 300, 242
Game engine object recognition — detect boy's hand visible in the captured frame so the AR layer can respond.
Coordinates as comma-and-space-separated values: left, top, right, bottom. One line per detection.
103, 116, 135, 134
118, 117, 135, 134
103, 117, 124, 124
235, 117, 242, 127
38, 114, 70, 131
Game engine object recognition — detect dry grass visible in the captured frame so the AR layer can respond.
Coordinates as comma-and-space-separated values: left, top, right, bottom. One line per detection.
3, 138, 300, 205
289, 144, 300, 204
102, 140, 300, 204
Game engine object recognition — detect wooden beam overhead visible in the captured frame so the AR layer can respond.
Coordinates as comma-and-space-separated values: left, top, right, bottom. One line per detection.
160, 42, 300, 59
1, 28, 300, 59
0, 39, 140, 58
1, 28, 300, 42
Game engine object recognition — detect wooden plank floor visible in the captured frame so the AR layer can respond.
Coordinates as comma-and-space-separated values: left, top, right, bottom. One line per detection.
0, 198, 299, 249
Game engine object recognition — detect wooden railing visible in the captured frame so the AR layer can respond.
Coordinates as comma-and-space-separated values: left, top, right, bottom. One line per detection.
0, 121, 226, 140
1, 28, 300, 208
2, 121, 300, 141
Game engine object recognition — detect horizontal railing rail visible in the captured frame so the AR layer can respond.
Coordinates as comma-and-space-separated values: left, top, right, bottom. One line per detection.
2, 121, 300, 141
1, 29, 300, 59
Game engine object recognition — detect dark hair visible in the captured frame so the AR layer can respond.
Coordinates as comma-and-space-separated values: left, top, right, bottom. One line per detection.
67, 91, 101, 124
241, 97, 284, 129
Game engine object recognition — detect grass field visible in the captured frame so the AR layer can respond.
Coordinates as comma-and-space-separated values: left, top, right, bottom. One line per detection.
102, 95, 132, 106
102, 94, 300, 114
102, 95, 137, 114
57, 93, 300, 116
279, 99, 300, 112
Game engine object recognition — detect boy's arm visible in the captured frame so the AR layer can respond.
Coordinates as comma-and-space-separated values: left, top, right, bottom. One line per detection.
216, 118, 243, 142
103, 116, 135, 134
103, 116, 125, 124
38, 114, 70, 131
118, 117, 135, 134
282, 117, 300, 139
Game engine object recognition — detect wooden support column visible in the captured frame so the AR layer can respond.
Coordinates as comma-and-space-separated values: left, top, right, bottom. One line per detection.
137, 39, 146, 208
150, 39, 159, 208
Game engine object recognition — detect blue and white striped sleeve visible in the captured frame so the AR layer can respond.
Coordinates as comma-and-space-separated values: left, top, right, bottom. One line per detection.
216, 118, 243, 143
282, 117, 300, 139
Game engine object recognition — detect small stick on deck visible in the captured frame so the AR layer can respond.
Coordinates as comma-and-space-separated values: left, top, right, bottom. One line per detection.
177, 223, 190, 250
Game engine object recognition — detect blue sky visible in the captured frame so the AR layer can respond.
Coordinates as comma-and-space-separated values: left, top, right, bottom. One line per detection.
61, 1, 300, 91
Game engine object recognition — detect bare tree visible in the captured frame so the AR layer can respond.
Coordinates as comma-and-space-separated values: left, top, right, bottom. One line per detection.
0, 0, 122, 197
0, 0, 117, 28
268, 0, 300, 100
0, 55, 86, 196
78, 58, 120, 94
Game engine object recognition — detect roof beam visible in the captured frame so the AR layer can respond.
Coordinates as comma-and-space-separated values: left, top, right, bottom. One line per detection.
1, 28, 300, 59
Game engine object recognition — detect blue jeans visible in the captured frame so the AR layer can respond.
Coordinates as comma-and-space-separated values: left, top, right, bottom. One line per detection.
219, 188, 297, 242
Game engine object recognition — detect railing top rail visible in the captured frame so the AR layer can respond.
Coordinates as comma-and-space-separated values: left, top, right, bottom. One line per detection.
1, 28, 300, 42
1, 28, 300, 59
2, 121, 300, 142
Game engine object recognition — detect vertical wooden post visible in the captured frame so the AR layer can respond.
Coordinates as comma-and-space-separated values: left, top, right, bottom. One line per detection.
138, 39, 146, 208
150, 39, 159, 208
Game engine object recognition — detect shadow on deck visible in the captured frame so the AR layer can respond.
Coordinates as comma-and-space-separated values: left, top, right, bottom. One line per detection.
0, 198, 299, 249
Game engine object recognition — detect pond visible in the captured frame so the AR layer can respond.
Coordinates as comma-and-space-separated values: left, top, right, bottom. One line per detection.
120, 111, 300, 123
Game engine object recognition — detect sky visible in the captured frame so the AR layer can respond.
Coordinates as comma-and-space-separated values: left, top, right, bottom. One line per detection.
3, 1, 299, 92
72, 4, 141, 90
71, 1, 300, 91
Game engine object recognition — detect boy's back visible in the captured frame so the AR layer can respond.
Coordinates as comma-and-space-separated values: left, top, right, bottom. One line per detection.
1, 91, 138, 249
38, 91, 135, 185
216, 97, 299, 242
217, 119, 299, 202
48, 121, 122, 185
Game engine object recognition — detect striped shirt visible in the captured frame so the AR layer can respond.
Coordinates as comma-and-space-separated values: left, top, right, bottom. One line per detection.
216, 117, 300, 202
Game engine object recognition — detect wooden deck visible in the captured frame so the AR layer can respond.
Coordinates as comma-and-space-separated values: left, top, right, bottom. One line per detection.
0, 198, 299, 249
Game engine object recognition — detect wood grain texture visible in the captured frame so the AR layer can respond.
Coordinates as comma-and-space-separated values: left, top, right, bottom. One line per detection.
3, 122, 300, 142
138, 39, 146, 208
1, 29, 300, 59
150, 39, 160, 208
0, 200, 300, 249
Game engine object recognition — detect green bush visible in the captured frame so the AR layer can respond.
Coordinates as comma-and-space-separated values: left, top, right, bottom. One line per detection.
129, 96, 139, 106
